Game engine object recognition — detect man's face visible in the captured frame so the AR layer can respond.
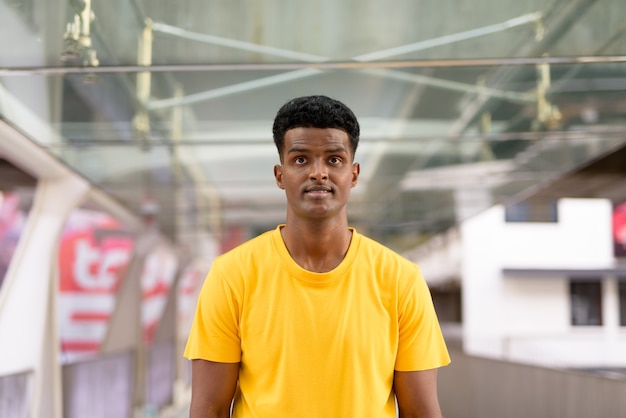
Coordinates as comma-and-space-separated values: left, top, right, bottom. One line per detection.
274, 127, 360, 222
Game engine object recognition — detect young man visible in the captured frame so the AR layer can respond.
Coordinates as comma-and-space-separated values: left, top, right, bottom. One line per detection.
184, 95, 450, 417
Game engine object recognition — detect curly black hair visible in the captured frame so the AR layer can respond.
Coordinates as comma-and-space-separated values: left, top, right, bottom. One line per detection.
272, 95, 360, 159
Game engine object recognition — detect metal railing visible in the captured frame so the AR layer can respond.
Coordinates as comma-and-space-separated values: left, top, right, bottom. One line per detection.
439, 346, 626, 417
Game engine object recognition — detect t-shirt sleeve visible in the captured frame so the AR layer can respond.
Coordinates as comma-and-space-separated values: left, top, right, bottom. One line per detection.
184, 261, 242, 363
395, 266, 451, 371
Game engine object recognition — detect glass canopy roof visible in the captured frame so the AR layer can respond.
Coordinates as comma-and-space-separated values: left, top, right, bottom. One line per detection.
1, 0, 626, 250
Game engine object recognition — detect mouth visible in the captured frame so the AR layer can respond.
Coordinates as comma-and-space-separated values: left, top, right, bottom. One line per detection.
305, 186, 332, 196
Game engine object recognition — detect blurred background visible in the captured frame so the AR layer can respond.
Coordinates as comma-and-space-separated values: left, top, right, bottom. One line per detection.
1, 0, 626, 416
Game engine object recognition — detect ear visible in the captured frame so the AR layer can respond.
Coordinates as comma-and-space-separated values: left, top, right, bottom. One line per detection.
274, 164, 285, 189
351, 162, 360, 188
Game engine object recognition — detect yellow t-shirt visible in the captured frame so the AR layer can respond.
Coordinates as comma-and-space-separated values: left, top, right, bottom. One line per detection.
185, 226, 450, 417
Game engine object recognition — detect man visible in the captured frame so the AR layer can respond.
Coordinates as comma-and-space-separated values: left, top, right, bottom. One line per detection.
184, 95, 450, 417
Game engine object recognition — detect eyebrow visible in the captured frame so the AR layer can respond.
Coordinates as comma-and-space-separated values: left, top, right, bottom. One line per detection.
286, 146, 349, 155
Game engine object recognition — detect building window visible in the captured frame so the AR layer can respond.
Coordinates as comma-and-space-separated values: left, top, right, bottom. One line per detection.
617, 277, 626, 327
505, 198, 558, 223
570, 280, 602, 326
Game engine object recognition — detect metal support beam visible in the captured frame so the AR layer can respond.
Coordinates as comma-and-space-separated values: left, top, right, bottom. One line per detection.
447, 0, 601, 137
3, 55, 626, 77
353, 13, 542, 62
133, 19, 154, 146
1, 12, 561, 112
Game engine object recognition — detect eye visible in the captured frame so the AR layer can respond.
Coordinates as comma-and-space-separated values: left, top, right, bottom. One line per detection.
294, 156, 306, 164
329, 156, 342, 165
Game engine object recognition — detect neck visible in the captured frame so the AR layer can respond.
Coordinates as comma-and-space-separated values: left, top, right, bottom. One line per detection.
280, 220, 353, 273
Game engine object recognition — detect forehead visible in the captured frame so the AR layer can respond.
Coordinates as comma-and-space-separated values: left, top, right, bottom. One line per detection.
283, 127, 350, 152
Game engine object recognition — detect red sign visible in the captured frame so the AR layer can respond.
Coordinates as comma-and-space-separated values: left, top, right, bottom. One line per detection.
58, 209, 134, 360
614, 202, 626, 258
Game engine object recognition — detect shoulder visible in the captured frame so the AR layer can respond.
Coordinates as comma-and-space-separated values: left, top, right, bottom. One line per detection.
202, 229, 276, 295
206, 229, 276, 284
356, 232, 420, 274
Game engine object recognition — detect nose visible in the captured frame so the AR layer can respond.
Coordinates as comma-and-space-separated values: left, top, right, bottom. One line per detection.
309, 160, 328, 181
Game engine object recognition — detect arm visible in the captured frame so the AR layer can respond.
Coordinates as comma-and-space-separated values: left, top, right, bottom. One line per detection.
189, 359, 240, 418
393, 368, 442, 418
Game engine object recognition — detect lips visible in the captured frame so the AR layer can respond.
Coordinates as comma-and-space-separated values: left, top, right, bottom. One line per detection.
305, 186, 332, 193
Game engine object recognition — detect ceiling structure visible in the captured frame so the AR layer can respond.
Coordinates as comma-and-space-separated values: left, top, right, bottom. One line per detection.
1, 0, 626, 251
520, 140, 626, 204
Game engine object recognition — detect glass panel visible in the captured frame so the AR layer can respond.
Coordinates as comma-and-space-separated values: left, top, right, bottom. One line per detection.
62, 352, 133, 418
145, 341, 175, 412
0, 370, 32, 418
3, 0, 626, 67
2, 0, 626, 250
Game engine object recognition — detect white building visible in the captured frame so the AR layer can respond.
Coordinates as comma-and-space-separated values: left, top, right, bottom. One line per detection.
409, 198, 626, 369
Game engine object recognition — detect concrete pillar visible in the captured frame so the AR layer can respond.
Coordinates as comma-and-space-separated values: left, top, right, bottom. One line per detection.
0, 175, 89, 418
603, 276, 620, 365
